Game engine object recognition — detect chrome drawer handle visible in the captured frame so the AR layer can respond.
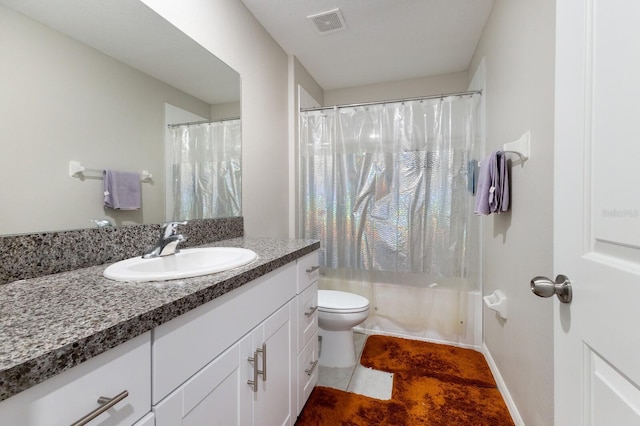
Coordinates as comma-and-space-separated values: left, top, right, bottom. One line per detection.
305, 360, 319, 376
71, 390, 129, 426
304, 306, 318, 317
257, 343, 267, 382
247, 350, 259, 393
306, 265, 320, 274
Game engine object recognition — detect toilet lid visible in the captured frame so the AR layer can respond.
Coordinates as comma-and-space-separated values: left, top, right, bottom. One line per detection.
318, 290, 369, 313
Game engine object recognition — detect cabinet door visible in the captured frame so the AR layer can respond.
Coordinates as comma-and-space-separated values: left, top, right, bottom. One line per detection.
154, 343, 243, 426
251, 302, 294, 426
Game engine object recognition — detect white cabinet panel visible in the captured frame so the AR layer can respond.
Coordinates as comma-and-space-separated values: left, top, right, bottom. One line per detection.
252, 303, 293, 426
241, 302, 294, 426
0, 332, 151, 426
296, 332, 319, 416
153, 263, 296, 403
133, 412, 155, 426
296, 252, 319, 294
153, 343, 242, 426
296, 281, 318, 353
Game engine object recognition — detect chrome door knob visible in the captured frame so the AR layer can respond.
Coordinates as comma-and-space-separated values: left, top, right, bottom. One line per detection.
530, 274, 572, 303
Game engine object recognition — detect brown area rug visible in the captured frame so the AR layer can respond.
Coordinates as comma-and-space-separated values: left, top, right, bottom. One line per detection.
296, 335, 514, 425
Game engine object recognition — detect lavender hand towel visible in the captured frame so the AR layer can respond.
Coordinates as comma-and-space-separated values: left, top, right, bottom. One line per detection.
489, 151, 504, 213
474, 152, 494, 215
103, 169, 141, 210
499, 151, 510, 212
474, 150, 511, 215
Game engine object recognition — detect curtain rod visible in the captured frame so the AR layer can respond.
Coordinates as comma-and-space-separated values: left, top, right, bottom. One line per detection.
300, 90, 482, 113
167, 116, 240, 128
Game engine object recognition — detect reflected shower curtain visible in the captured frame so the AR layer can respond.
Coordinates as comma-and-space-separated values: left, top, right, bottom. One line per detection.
170, 119, 241, 220
300, 95, 480, 287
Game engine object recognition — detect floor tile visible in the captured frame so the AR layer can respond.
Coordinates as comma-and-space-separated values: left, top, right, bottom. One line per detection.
317, 365, 353, 390
317, 332, 383, 394
347, 365, 393, 400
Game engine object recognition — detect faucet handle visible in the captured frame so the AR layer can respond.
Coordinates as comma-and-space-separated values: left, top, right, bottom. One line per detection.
162, 221, 188, 238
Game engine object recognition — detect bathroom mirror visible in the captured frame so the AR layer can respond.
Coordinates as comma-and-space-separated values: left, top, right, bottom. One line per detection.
0, 0, 241, 235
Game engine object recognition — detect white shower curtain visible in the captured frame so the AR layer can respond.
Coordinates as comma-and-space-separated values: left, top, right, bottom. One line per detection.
300, 95, 480, 283
169, 119, 241, 220
300, 94, 482, 344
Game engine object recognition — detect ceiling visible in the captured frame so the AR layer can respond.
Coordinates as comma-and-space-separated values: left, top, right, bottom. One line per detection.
0, 0, 240, 104
241, 0, 494, 91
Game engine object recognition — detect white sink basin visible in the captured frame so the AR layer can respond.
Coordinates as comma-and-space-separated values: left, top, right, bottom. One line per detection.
103, 247, 257, 282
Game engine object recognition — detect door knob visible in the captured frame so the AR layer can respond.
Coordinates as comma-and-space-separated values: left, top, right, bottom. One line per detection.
530, 274, 572, 303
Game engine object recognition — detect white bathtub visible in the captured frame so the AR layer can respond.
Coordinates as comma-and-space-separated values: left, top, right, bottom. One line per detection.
319, 276, 482, 349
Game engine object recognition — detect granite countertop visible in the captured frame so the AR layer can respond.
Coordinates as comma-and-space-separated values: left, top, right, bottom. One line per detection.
0, 237, 319, 402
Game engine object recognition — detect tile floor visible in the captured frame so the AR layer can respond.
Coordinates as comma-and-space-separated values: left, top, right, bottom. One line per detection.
317, 332, 394, 400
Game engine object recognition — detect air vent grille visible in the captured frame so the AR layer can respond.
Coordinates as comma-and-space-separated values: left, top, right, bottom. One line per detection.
308, 8, 347, 34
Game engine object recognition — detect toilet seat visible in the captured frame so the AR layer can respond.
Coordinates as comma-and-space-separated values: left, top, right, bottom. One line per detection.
318, 290, 369, 314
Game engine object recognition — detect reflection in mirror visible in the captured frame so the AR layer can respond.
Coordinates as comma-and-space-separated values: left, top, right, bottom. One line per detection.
0, 0, 241, 236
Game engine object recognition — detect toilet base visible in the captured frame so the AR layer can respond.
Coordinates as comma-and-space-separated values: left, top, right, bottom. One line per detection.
318, 328, 357, 368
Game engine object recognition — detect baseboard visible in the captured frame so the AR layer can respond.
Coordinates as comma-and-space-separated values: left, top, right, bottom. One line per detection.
482, 343, 525, 426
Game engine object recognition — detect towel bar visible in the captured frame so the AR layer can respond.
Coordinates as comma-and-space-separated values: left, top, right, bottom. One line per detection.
69, 161, 152, 181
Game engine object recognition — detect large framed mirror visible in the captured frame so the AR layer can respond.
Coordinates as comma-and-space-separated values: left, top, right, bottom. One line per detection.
0, 0, 241, 235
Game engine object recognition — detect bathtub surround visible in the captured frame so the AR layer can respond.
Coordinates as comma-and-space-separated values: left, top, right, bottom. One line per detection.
0, 217, 243, 285
0, 236, 319, 402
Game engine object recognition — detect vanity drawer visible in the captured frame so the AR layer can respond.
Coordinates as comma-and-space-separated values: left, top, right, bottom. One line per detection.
297, 251, 320, 294
296, 331, 319, 416
297, 281, 318, 353
0, 332, 151, 426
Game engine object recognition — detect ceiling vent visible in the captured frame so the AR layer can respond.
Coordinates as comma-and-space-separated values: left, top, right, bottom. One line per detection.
307, 8, 347, 34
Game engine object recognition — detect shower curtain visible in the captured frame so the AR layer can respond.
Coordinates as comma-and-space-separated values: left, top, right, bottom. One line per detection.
300, 94, 481, 345
169, 119, 241, 220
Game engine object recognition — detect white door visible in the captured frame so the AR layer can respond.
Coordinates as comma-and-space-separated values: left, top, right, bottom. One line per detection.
555, 0, 640, 424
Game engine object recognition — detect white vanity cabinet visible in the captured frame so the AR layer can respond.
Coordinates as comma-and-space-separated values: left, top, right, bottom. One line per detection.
154, 301, 294, 426
152, 262, 297, 425
0, 332, 152, 426
294, 251, 320, 417
0, 247, 319, 426
240, 301, 294, 425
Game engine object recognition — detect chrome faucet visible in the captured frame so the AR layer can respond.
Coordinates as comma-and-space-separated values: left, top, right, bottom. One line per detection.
142, 221, 188, 258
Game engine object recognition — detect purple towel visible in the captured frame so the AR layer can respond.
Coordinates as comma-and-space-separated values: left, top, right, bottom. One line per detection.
103, 169, 141, 210
474, 150, 510, 215
498, 152, 510, 212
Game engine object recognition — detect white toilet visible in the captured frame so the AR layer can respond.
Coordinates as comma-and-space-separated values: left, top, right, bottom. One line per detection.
317, 290, 370, 368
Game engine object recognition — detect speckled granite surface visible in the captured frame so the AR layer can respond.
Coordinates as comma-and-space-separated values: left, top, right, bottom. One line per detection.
0, 236, 319, 402
0, 217, 243, 285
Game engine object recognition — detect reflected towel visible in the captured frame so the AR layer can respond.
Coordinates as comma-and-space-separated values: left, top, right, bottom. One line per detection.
103, 169, 141, 210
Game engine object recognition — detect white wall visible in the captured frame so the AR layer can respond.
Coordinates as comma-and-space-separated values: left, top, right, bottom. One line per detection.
469, 0, 556, 424
324, 71, 468, 106
0, 5, 210, 235
141, 0, 290, 238
289, 56, 324, 237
